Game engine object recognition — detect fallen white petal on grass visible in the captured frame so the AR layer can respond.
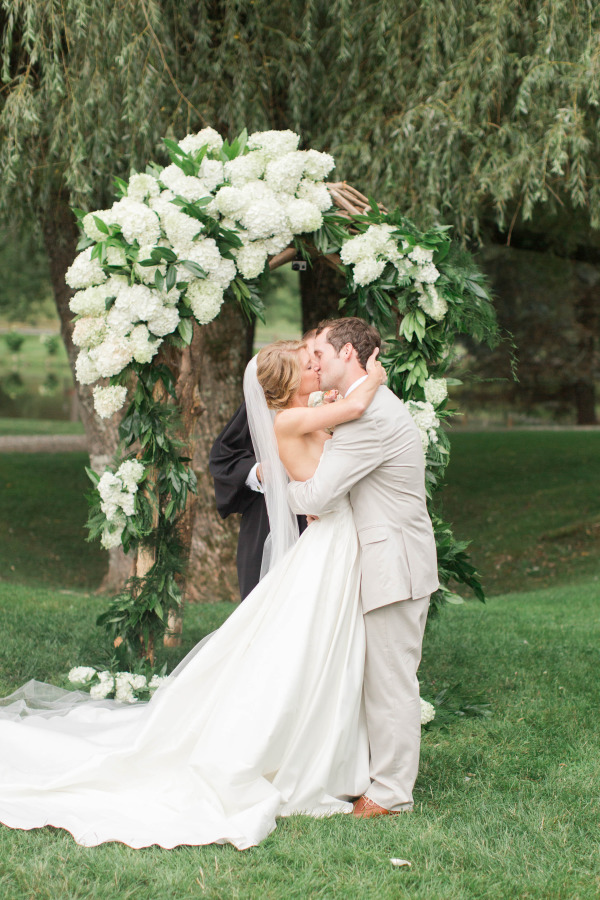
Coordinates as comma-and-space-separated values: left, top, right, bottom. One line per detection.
390, 859, 412, 868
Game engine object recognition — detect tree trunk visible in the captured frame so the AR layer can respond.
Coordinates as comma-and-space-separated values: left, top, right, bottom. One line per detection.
41, 192, 132, 592
186, 302, 255, 604
300, 257, 346, 332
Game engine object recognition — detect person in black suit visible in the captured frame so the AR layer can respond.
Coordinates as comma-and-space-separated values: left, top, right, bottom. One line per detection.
209, 332, 315, 600
209, 401, 271, 600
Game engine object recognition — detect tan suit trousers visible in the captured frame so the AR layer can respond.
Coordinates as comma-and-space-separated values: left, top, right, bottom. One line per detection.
363, 595, 430, 811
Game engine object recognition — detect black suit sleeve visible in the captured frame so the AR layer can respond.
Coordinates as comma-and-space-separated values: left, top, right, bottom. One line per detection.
209, 402, 260, 518
209, 401, 307, 600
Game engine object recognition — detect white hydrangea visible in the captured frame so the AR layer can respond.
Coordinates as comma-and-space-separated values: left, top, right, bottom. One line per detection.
100, 520, 125, 550
301, 148, 336, 181
262, 230, 294, 255
420, 698, 436, 725
149, 189, 177, 218
133, 244, 166, 286
106, 246, 127, 267
247, 129, 300, 160
417, 284, 448, 322
149, 674, 170, 693
159, 164, 210, 203
178, 127, 223, 155
424, 377, 448, 407
118, 284, 163, 323
297, 179, 333, 212
66, 247, 107, 290
116, 459, 145, 492
285, 198, 323, 234
416, 262, 440, 284
198, 158, 225, 193
340, 225, 399, 271
339, 233, 368, 265
162, 209, 203, 250
409, 245, 435, 265
406, 400, 440, 452
234, 242, 269, 279
110, 198, 161, 247
90, 672, 115, 700
158, 286, 181, 307
115, 673, 139, 703
75, 350, 101, 385
69, 285, 110, 317
187, 280, 224, 325
224, 154, 265, 185
89, 334, 133, 378
353, 257, 386, 286
72, 316, 107, 350
182, 239, 236, 289
265, 152, 307, 195
127, 173, 160, 203
211, 186, 247, 218
68, 666, 96, 684
129, 323, 160, 363
106, 303, 134, 337
394, 258, 418, 280
242, 198, 288, 239
82, 210, 114, 242
93, 384, 129, 419
147, 305, 180, 338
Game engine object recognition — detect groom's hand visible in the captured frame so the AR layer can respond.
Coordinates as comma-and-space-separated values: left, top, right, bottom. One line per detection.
307, 515, 319, 525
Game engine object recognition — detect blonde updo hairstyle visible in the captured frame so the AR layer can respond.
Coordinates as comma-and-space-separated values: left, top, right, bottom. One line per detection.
256, 340, 306, 411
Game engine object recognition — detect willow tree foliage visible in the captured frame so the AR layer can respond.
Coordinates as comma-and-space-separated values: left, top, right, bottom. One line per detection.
1, 0, 597, 606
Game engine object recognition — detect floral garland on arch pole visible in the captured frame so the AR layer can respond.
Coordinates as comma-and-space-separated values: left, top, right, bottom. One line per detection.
66, 126, 498, 669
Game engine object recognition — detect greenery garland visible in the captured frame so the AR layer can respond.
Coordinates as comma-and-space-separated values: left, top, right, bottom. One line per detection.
67, 127, 498, 666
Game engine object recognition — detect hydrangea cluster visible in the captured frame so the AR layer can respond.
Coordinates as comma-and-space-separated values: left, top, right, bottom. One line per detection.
67, 127, 335, 419
406, 399, 441, 452
420, 698, 436, 725
96, 459, 145, 549
339, 225, 448, 322
423, 377, 448, 407
68, 667, 169, 702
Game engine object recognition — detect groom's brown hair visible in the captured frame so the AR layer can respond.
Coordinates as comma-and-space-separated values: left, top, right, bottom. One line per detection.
316, 317, 381, 369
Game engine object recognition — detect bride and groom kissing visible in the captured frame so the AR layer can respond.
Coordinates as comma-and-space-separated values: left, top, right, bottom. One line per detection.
0, 316, 438, 851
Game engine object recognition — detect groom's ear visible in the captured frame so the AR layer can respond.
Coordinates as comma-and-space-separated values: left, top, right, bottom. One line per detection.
341, 342, 354, 361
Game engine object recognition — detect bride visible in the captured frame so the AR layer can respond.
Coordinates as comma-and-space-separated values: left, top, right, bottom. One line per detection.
0, 338, 386, 851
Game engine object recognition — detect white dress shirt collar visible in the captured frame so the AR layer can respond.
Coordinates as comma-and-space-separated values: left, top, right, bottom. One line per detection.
344, 375, 368, 398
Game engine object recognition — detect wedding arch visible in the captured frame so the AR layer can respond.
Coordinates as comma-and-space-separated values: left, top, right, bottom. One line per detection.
66, 127, 498, 666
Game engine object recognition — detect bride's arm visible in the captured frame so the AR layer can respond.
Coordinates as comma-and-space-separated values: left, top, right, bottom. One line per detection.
275, 351, 386, 438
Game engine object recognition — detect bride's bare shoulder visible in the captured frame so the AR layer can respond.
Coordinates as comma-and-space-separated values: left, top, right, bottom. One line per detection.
273, 408, 302, 436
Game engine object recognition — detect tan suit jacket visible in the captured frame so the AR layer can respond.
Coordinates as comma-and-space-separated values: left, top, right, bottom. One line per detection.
287, 386, 439, 613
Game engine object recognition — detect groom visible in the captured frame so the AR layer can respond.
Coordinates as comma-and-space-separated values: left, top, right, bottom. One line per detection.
287, 317, 439, 817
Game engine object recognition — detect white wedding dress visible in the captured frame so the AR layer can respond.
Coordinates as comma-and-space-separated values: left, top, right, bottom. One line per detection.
0, 498, 369, 850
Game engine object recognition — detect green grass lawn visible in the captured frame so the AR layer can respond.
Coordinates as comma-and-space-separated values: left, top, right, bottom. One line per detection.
0, 579, 598, 899
0, 432, 599, 897
442, 431, 600, 596
0, 417, 84, 436
0, 453, 105, 590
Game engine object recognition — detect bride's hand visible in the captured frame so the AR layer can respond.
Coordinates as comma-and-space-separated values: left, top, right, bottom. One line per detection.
366, 348, 387, 386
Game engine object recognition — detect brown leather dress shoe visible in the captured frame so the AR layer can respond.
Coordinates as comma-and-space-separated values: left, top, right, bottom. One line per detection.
352, 796, 393, 818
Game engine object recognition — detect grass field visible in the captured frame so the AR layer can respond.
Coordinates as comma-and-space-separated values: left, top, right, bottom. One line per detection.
0, 579, 598, 899
1, 432, 597, 597
0, 432, 598, 898
443, 431, 600, 596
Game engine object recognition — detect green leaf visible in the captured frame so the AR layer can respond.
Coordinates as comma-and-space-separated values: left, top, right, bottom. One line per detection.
92, 215, 109, 235
177, 317, 193, 345
180, 260, 207, 279
165, 264, 177, 292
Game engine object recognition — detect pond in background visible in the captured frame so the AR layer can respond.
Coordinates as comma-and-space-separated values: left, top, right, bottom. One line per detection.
0, 332, 76, 420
